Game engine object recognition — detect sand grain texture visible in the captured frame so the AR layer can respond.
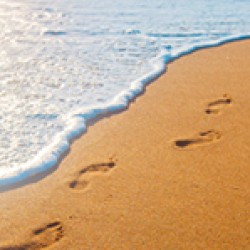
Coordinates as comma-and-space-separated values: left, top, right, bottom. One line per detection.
0, 40, 249, 250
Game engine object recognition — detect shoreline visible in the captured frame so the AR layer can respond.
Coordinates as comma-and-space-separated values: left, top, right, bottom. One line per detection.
0, 40, 249, 249
1, 35, 250, 192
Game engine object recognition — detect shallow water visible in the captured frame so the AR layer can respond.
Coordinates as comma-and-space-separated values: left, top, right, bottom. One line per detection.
0, 0, 250, 185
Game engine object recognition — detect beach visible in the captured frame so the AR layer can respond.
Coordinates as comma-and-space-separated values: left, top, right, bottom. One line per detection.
0, 40, 249, 249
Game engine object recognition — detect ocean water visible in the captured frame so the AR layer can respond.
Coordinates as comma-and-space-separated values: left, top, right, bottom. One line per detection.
0, 0, 250, 187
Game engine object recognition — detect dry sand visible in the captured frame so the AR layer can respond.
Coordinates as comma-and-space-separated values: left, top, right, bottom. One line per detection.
0, 40, 249, 250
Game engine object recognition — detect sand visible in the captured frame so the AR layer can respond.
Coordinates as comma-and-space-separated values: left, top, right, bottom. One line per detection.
0, 40, 249, 250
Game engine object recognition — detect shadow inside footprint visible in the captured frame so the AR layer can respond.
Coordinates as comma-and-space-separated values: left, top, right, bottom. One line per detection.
69, 160, 116, 190
175, 130, 221, 149
175, 139, 196, 148
69, 179, 88, 189
0, 221, 64, 250
205, 94, 232, 114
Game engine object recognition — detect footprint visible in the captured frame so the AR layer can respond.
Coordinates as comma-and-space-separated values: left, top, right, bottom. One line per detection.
205, 94, 232, 114
174, 130, 221, 149
0, 221, 64, 250
69, 157, 117, 190
32, 221, 64, 248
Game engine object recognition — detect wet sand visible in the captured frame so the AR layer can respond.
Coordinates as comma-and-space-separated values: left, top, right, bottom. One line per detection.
0, 40, 249, 249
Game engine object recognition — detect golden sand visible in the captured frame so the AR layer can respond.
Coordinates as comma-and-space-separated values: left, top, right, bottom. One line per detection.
0, 40, 249, 249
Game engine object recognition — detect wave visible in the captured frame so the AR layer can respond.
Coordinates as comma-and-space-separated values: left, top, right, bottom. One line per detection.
1, 34, 250, 190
